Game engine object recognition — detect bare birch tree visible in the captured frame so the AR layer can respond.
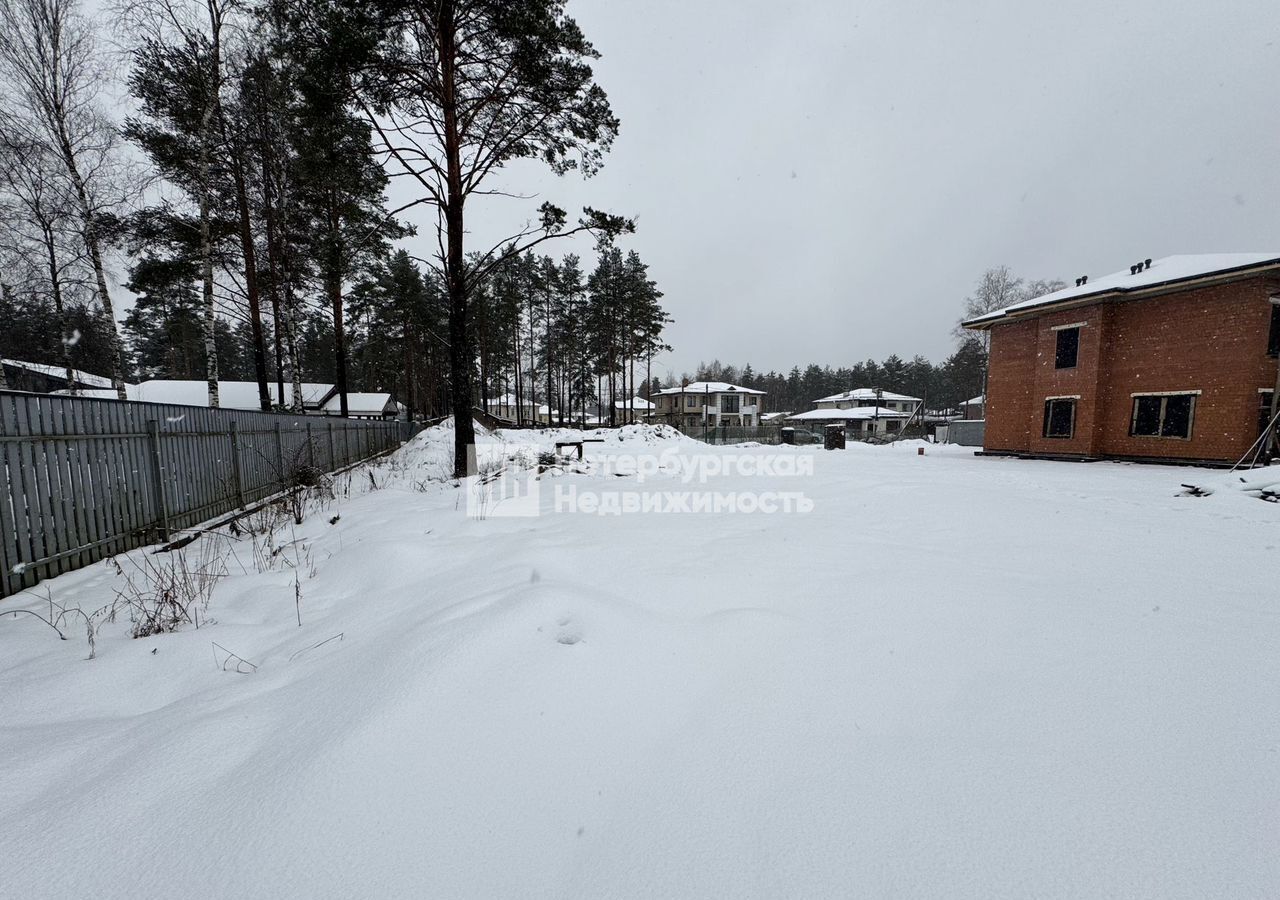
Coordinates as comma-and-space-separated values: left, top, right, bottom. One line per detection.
0, 133, 88, 391
0, 0, 131, 398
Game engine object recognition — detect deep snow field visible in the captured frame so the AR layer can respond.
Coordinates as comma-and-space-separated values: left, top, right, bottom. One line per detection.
2, 423, 1278, 899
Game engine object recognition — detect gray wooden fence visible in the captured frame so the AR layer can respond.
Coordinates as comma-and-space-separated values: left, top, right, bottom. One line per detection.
0, 391, 419, 599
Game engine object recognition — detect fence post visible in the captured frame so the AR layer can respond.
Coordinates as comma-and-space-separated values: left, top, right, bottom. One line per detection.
146, 419, 170, 540
229, 419, 245, 508
274, 422, 285, 484
328, 420, 336, 470
306, 421, 315, 468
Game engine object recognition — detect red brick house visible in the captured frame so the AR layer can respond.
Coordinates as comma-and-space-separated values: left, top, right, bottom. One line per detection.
964, 254, 1280, 466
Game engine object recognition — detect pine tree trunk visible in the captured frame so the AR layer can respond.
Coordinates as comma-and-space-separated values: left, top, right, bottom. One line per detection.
513, 330, 522, 425
231, 146, 271, 411
405, 316, 417, 417
440, 0, 475, 477
261, 153, 287, 404
329, 270, 348, 417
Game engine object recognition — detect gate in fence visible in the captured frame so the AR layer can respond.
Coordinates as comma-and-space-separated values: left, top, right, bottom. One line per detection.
0, 391, 418, 599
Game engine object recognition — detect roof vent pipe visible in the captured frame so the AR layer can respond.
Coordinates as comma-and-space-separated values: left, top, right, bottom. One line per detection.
1130, 265, 1139, 275
1145, 258, 1152, 270
1081, 275, 1088, 284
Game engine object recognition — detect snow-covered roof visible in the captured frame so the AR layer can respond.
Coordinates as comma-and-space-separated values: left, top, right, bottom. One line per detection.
63, 380, 336, 410
965, 395, 985, 405
614, 396, 656, 410
789, 406, 912, 421
2, 358, 118, 389
322, 392, 394, 416
964, 253, 1280, 327
486, 393, 534, 408
815, 388, 921, 404
654, 381, 765, 396
760, 411, 791, 421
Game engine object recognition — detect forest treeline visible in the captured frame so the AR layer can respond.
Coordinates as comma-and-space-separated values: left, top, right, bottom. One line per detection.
0, 0, 1060, 473
0, 0, 664, 461
680, 339, 988, 414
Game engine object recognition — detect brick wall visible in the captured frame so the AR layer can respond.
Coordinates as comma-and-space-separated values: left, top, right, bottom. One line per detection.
984, 274, 1280, 463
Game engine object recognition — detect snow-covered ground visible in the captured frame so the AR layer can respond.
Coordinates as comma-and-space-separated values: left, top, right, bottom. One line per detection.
2, 424, 1278, 899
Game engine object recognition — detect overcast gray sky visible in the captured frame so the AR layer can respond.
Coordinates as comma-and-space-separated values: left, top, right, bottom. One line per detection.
425, 0, 1280, 379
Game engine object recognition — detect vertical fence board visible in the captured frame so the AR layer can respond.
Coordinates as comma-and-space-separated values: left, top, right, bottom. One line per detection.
0, 399, 21, 596
12, 398, 45, 591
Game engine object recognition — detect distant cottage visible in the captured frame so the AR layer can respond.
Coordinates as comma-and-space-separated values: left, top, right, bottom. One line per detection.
964, 253, 1280, 465
651, 382, 765, 428
788, 388, 921, 437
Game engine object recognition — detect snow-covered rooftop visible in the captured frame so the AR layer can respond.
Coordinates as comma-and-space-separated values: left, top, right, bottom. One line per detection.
65, 380, 338, 410
614, 397, 656, 410
322, 393, 394, 416
965, 253, 1280, 327
789, 406, 912, 421
485, 393, 526, 407
2, 358, 118, 389
815, 388, 921, 404
654, 381, 765, 396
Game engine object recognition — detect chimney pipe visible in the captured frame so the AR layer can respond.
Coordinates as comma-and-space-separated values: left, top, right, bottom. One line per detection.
1130, 265, 1139, 275
1145, 258, 1152, 270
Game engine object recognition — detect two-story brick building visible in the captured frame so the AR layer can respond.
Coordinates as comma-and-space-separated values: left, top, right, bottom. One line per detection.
964, 253, 1280, 465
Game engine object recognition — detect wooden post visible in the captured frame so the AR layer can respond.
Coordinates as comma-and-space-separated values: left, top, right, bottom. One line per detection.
146, 419, 170, 540
328, 420, 336, 470
229, 419, 245, 508
306, 421, 315, 468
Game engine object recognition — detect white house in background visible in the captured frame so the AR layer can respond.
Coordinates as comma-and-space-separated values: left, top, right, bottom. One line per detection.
812, 388, 921, 413
485, 393, 536, 422
322, 392, 397, 419
788, 387, 921, 437
652, 381, 766, 428
961, 394, 985, 419
614, 396, 655, 421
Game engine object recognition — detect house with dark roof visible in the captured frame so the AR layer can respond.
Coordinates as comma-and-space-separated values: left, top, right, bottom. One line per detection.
964, 253, 1280, 465
1, 359, 120, 394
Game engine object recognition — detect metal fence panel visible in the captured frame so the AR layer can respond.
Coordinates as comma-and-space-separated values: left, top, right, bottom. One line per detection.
0, 391, 419, 599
